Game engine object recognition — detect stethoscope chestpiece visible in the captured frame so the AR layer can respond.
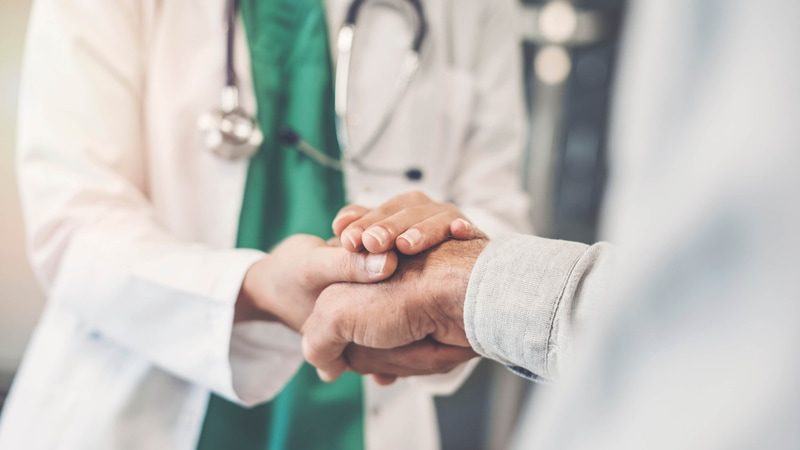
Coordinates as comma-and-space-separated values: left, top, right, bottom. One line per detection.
198, 86, 263, 160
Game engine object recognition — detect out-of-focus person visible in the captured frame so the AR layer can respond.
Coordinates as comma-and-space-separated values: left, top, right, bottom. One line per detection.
516, 1, 800, 448
299, 1, 800, 449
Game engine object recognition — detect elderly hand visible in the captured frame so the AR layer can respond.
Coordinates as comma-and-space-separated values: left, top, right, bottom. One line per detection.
236, 234, 398, 332
333, 191, 482, 255
301, 237, 488, 382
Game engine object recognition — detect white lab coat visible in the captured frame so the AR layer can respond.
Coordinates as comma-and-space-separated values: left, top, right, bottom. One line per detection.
0, 0, 528, 449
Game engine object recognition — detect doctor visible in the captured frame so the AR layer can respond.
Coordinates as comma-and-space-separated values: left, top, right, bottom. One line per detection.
0, 0, 528, 449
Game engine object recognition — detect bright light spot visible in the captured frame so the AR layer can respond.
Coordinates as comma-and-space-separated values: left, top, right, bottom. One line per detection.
539, 1, 578, 44
535, 45, 572, 85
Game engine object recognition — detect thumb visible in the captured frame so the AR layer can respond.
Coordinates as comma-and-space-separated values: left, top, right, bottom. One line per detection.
307, 245, 398, 285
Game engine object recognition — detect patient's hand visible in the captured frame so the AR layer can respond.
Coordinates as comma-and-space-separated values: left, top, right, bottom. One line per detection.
332, 191, 484, 255
302, 238, 487, 383
345, 340, 478, 386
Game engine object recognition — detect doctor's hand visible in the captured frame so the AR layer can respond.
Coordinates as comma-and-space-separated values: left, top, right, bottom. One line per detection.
301, 237, 487, 383
333, 191, 484, 256
235, 234, 398, 332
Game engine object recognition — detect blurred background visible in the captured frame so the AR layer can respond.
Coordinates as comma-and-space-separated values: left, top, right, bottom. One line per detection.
0, 0, 623, 448
0, 0, 40, 412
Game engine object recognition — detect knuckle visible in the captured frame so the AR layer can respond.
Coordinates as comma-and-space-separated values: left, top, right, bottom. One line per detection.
375, 220, 398, 236
409, 204, 433, 216
317, 286, 344, 312
322, 295, 348, 328
407, 190, 430, 204
302, 336, 323, 365
339, 253, 360, 278
343, 220, 365, 233
343, 223, 361, 234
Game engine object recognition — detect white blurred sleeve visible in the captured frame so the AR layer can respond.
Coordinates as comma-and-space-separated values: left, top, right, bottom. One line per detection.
16, 0, 302, 406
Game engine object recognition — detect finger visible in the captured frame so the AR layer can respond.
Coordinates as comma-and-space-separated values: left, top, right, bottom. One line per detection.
340, 209, 396, 253
345, 341, 478, 377
394, 210, 465, 255
362, 204, 457, 254
332, 205, 370, 238
340, 192, 433, 252
449, 218, 486, 240
302, 288, 362, 382
371, 374, 398, 385
306, 245, 398, 285
304, 335, 350, 383
355, 344, 475, 377
303, 281, 439, 381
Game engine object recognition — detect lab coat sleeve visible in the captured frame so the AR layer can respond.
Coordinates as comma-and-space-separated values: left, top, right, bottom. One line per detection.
464, 234, 612, 381
449, 0, 531, 238
410, 0, 531, 395
16, 0, 302, 406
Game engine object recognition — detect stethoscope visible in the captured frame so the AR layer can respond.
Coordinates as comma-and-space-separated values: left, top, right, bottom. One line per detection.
198, 0, 428, 181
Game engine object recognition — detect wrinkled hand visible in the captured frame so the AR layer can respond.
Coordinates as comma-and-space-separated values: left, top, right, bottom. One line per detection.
236, 234, 398, 331
301, 238, 488, 382
344, 340, 477, 386
333, 191, 483, 255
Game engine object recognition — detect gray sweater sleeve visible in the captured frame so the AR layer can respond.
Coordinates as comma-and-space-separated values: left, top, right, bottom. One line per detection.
463, 234, 610, 381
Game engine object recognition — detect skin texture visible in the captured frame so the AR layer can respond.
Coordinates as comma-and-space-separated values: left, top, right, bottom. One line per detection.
333, 191, 473, 256
235, 234, 398, 331
302, 237, 488, 382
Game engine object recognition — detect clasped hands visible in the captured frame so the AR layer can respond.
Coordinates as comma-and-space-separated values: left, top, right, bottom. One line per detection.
237, 192, 487, 385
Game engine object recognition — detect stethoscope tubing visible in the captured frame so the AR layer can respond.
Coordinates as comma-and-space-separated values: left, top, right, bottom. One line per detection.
335, 0, 426, 160
216, 0, 427, 180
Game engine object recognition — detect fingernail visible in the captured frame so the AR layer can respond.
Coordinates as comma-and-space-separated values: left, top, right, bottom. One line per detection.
317, 368, 334, 383
453, 218, 472, 231
343, 228, 360, 250
364, 226, 389, 247
365, 253, 388, 276
398, 228, 422, 247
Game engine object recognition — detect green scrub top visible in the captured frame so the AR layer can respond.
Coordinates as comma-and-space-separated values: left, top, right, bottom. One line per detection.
196, 0, 364, 449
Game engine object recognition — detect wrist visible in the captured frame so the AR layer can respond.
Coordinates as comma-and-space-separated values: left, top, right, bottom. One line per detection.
430, 238, 487, 346
235, 257, 278, 323
436, 266, 471, 344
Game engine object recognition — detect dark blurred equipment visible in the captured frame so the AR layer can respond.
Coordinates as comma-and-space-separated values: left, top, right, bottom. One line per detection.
521, 0, 625, 243
0, 372, 12, 416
